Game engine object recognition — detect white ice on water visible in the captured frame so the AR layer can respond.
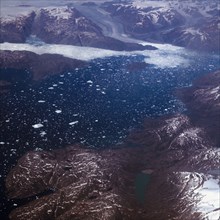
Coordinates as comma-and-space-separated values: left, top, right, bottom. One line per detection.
69, 121, 79, 126
32, 123, 44, 128
0, 42, 192, 69
55, 110, 62, 113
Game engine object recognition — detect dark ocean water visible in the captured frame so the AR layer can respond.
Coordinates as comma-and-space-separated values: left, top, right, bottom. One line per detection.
0, 53, 219, 217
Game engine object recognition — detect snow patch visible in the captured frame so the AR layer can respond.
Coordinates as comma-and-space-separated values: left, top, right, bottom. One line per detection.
42, 6, 73, 20
132, 0, 169, 9
210, 86, 220, 94
195, 177, 220, 220
183, 28, 208, 41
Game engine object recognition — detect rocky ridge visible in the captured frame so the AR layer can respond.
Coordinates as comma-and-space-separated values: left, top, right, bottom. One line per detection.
0, 50, 86, 81
5, 71, 220, 219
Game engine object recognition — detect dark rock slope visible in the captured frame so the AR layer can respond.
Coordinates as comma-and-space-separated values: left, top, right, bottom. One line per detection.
0, 50, 86, 81
178, 70, 220, 146
0, 12, 35, 43
5, 71, 220, 219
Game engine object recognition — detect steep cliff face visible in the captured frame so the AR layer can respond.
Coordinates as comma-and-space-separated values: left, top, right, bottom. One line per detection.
5, 71, 220, 220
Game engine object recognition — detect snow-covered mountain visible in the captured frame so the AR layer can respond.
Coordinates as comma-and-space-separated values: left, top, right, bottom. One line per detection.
0, 6, 150, 51
1, 0, 218, 52
101, 0, 220, 51
31, 6, 103, 46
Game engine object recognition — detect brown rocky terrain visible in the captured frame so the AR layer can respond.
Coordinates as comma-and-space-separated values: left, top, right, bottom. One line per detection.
5, 71, 220, 219
178, 70, 220, 146
0, 50, 86, 81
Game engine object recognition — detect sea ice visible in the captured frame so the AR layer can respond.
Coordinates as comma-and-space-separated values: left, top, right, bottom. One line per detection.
55, 110, 62, 113
69, 121, 79, 126
40, 131, 47, 137
32, 123, 44, 129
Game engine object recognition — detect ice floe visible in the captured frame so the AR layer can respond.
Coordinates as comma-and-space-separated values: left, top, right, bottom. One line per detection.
32, 123, 44, 129
55, 110, 62, 113
69, 121, 79, 126
87, 80, 93, 84
39, 131, 47, 137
